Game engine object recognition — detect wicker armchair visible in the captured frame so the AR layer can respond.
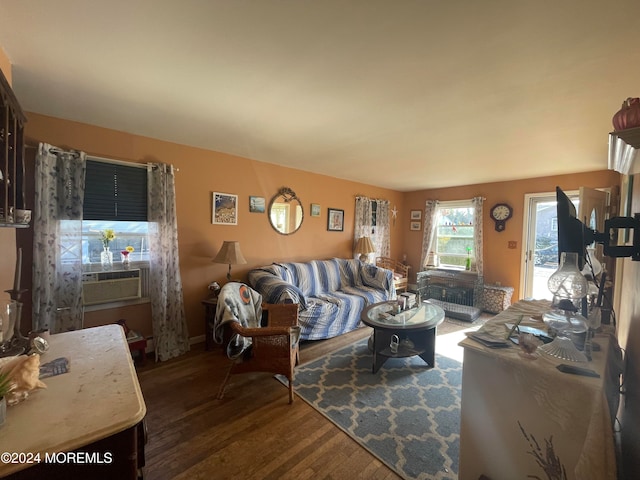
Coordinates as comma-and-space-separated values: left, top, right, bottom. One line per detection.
375, 256, 410, 292
216, 298, 300, 403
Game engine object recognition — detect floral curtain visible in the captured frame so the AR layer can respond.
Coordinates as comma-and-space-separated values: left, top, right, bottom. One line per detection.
354, 196, 390, 261
419, 200, 439, 269
32, 143, 86, 333
147, 163, 190, 361
472, 196, 484, 276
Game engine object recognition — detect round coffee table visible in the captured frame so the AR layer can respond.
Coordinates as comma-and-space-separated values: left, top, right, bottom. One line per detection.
361, 300, 445, 373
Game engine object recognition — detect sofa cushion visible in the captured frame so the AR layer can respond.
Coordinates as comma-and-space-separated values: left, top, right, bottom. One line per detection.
336, 258, 363, 287
301, 292, 365, 340
248, 266, 307, 308
360, 262, 395, 294
276, 261, 319, 297
340, 284, 390, 305
312, 259, 343, 293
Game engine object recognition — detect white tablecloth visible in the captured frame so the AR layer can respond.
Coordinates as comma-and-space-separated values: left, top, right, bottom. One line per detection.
458, 300, 621, 480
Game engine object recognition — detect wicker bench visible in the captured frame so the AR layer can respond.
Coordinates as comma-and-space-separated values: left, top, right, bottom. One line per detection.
375, 257, 410, 292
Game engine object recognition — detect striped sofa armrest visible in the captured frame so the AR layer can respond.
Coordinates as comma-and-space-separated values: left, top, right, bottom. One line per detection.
248, 268, 307, 309
360, 263, 395, 298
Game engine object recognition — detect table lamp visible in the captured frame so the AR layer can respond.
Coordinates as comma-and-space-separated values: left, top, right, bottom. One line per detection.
355, 236, 375, 263
213, 241, 247, 281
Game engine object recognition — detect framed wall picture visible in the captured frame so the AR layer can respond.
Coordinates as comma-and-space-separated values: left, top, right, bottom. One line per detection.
311, 203, 321, 217
410, 221, 421, 231
212, 192, 238, 225
410, 210, 422, 220
327, 208, 344, 231
249, 196, 265, 213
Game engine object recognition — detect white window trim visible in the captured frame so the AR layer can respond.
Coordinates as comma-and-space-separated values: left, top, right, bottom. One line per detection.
434, 199, 476, 268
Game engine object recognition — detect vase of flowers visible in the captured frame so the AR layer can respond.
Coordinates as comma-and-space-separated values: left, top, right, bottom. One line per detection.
121, 246, 134, 269
100, 229, 116, 269
465, 246, 472, 271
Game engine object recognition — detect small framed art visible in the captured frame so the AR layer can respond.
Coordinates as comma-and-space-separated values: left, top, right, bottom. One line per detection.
327, 208, 344, 231
249, 196, 265, 213
410, 210, 422, 220
311, 203, 321, 217
410, 221, 421, 231
212, 192, 238, 225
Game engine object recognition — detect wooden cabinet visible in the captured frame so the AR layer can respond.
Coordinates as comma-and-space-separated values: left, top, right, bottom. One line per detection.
0, 67, 27, 227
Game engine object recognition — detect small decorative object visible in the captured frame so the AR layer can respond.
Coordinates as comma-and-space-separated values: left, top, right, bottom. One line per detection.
538, 336, 588, 363
390, 334, 399, 353
0, 354, 46, 406
213, 241, 247, 281
465, 246, 472, 270
490, 203, 513, 232
212, 192, 238, 225
14, 209, 31, 224
121, 246, 134, 269
612, 97, 640, 131
517, 333, 542, 360
354, 236, 375, 262
100, 229, 116, 269
208, 281, 221, 297
249, 196, 265, 213
543, 252, 589, 349
327, 208, 344, 231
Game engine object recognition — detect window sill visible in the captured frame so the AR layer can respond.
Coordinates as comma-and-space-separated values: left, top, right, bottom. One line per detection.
84, 296, 151, 312
427, 266, 479, 275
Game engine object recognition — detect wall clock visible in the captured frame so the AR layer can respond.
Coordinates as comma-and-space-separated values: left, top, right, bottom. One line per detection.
490, 203, 513, 232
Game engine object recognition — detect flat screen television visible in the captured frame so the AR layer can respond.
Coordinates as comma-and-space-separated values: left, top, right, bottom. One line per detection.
555, 186, 594, 269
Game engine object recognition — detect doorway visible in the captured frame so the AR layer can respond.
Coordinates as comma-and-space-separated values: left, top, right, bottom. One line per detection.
521, 191, 580, 300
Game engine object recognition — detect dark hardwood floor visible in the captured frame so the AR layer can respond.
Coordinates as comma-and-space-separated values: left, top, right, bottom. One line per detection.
136, 317, 488, 479
136, 328, 399, 479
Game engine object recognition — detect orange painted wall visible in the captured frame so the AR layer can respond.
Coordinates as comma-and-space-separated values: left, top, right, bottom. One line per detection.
22, 113, 406, 339
403, 170, 621, 300
0, 47, 11, 83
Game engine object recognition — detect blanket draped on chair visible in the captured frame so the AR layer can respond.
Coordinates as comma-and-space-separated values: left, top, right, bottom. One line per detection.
214, 282, 263, 358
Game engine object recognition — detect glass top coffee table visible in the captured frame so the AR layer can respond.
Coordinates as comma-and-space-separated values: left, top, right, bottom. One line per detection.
361, 300, 445, 373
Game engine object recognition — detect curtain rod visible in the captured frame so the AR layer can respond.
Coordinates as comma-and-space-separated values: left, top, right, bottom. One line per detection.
25, 145, 178, 171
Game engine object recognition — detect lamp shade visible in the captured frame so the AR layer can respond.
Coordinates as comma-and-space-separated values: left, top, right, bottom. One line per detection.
355, 236, 375, 262
355, 236, 375, 255
213, 241, 247, 265
213, 241, 247, 280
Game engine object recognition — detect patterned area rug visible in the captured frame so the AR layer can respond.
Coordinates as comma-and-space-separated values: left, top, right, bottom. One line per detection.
285, 338, 463, 480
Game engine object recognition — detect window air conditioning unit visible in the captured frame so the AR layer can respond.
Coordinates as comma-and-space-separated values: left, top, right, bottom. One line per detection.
82, 269, 141, 306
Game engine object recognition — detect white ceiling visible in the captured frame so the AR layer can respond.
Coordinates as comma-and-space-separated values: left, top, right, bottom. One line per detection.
1, 0, 639, 192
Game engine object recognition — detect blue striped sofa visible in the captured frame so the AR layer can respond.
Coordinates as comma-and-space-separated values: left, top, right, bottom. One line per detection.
248, 258, 396, 341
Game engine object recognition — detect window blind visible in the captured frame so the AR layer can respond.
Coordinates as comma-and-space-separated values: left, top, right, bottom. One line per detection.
83, 160, 148, 221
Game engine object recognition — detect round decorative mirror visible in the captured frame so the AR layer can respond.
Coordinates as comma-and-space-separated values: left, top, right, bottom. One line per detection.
268, 187, 304, 235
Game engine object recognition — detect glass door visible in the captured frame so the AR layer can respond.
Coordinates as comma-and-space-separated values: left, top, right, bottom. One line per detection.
521, 191, 579, 300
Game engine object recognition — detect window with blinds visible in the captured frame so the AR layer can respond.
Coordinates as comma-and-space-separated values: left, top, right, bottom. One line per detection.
83, 159, 147, 221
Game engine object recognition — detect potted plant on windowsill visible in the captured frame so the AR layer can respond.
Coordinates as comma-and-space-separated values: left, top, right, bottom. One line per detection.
0, 371, 15, 427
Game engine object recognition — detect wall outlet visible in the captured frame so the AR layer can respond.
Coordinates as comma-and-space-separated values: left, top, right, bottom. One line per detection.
508, 241, 517, 249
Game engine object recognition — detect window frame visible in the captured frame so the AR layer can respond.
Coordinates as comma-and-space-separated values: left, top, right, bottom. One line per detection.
434, 199, 476, 269
80, 157, 150, 269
